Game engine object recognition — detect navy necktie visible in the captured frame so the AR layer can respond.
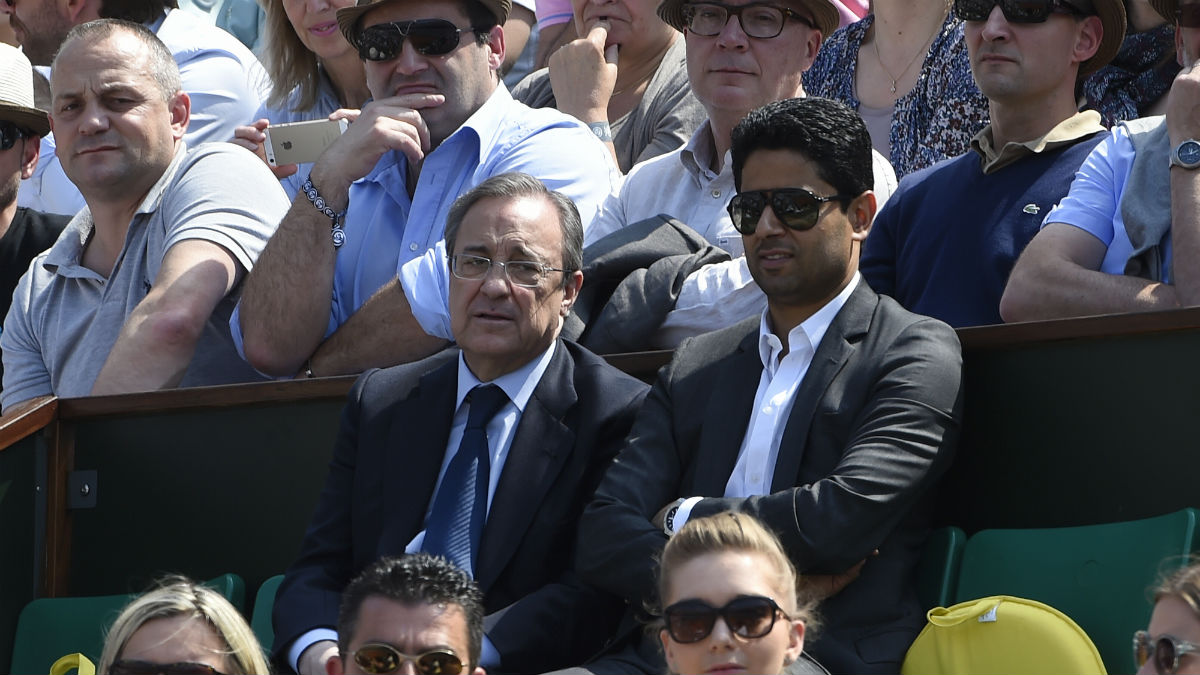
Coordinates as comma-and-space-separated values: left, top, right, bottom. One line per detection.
422, 384, 509, 576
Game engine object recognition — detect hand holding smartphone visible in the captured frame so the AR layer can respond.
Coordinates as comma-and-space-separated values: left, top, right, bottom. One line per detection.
263, 119, 349, 167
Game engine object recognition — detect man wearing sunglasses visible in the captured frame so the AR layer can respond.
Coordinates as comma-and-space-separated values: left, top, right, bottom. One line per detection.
1002, 0, 1200, 320
0, 44, 69, 388
1, 21, 288, 411
233, 0, 619, 380
574, 97, 963, 675
859, 0, 1123, 328
274, 173, 648, 675
330, 554, 486, 675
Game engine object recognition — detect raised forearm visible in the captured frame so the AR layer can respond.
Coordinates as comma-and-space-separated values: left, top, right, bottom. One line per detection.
238, 176, 345, 376
306, 278, 449, 377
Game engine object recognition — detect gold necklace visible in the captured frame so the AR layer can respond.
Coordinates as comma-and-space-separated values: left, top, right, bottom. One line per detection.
871, 10, 946, 96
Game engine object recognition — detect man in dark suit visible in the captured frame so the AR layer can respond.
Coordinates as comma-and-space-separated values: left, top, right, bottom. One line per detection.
274, 172, 649, 675
575, 98, 964, 675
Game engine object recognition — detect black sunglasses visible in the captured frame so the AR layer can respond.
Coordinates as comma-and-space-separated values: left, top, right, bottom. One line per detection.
356, 19, 484, 60
727, 187, 849, 235
1134, 631, 1200, 675
953, 0, 1083, 22
0, 121, 29, 151
346, 643, 464, 675
1179, 4, 1200, 28
663, 595, 789, 644
107, 661, 228, 675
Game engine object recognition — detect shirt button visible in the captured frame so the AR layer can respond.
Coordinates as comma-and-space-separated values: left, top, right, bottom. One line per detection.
711, 189, 721, 198
409, 242, 419, 251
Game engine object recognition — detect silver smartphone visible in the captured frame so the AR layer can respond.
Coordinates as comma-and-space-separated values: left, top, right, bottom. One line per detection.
263, 118, 349, 167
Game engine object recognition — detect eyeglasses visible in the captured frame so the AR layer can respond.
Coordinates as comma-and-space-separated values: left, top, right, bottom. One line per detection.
1178, 4, 1200, 28
663, 595, 789, 643
953, 0, 1083, 23
0, 121, 29, 151
450, 253, 565, 287
1134, 631, 1200, 675
107, 661, 228, 675
727, 187, 849, 235
356, 19, 483, 60
681, 2, 814, 38
346, 643, 464, 675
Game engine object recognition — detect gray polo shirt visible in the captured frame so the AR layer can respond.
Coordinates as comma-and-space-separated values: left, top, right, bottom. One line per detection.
1, 142, 288, 411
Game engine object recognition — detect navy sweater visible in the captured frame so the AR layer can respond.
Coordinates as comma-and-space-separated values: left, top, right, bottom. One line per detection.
862, 132, 1105, 327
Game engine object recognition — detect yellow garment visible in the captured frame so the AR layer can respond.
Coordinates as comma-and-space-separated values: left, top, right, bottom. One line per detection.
901, 595, 1107, 675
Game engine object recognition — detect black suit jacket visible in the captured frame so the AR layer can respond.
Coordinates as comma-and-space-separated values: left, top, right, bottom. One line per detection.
275, 340, 649, 673
577, 281, 964, 674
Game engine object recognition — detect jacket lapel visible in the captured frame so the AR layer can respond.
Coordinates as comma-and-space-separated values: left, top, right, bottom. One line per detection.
692, 331, 762, 496
770, 282, 876, 492
474, 342, 576, 593
380, 363, 457, 554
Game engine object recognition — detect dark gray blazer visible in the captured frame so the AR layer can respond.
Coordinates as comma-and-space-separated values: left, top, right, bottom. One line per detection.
275, 340, 648, 674
577, 281, 964, 674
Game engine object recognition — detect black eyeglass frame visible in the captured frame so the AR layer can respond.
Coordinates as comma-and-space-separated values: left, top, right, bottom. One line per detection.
345, 643, 465, 675
726, 187, 851, 235
953, 0, 1084, 23
355, 18, 488, 61
680, 1, 815, 38
1134, 631, 1200, 675
662, 595, 790, 644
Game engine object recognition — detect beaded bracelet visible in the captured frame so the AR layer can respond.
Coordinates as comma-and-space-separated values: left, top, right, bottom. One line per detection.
302, 177, 347, 248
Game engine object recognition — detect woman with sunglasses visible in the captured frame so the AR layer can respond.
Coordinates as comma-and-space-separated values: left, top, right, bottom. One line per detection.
98, 577, 269, 675
1137, 562, 1200, 675
803, 0, 989, 178
657, 512, 818, 675
232, 0, 371, 198
509, 0, 705, 172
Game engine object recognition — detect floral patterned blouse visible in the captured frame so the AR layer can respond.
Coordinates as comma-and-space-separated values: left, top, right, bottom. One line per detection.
803, 12, 991, 178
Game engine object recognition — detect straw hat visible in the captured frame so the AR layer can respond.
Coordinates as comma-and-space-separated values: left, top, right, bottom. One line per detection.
1080, 0, 1128, 77
0, 43, 49, 137
657, 0, 839, 40
337, 0, 511, 50
1148, 0, 1175, 21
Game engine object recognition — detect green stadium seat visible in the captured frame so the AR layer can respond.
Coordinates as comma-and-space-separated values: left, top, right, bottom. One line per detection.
250, 575, 284, 652
953, 509, 1200, 673
9, 573, 245, 675
917, 526, 965, 610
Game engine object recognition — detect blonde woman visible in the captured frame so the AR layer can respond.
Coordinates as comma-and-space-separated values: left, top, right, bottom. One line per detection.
98, 577, 268, 675
1137, 563, 1200, 675
657, 513, 819, 675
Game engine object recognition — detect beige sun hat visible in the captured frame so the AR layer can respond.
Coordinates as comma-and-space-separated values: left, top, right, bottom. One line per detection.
657, 0, 840, 40
337, 0, 511, 51
0, 43, 49, 137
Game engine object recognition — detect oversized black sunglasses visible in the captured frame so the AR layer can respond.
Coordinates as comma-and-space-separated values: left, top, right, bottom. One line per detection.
1134, 631, 1200, 675
0, 121, 30, 151
663, 595, 789, 643
107, 661, 228, 675
356, 19, 484, 61
346, 643, 464, 675
953, 0, 1083, 22
727, 187, 849, 235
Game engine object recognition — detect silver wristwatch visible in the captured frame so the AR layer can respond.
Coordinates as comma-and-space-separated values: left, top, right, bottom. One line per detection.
1170, 139, 1200, 170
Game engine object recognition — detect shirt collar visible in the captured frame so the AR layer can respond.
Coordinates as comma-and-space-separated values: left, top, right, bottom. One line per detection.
679, 120, 726, 180
970, 110, 1105, 174
455, 339, 558, 414
757, 272, 861, 370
